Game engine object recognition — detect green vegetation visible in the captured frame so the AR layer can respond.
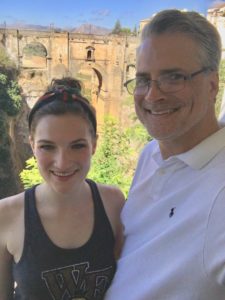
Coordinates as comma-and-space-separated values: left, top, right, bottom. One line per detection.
0, 46, 16, 69
216, 59, 225, 117
0, 73, 22, 116
0, 46, 22, 117
20, 157, 43, 189
23, 42, 47, 57
76, 73, 92, 101
0, 47, 22, 114
89, 116, 134, 196
111, 20, 136, 35
133, 25, 138, 36
0, 47, 22, 198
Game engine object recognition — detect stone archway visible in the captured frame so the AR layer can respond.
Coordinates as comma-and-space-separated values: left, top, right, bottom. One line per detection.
22, 42, 47, 68
72, 62, 108, 125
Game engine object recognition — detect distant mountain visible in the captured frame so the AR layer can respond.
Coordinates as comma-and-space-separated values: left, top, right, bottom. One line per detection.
71, 24, 111, 35
0, 22, 111, 35
0, 23, 62, 32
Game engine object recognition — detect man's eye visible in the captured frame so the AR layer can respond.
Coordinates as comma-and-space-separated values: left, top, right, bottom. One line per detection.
166, 73, 185, 81
136, 78, 149, 87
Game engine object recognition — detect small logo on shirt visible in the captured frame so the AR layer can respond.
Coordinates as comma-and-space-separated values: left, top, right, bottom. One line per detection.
169, 207, 176, 218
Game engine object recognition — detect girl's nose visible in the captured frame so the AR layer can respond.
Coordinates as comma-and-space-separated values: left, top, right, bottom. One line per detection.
54, 150, 72, 170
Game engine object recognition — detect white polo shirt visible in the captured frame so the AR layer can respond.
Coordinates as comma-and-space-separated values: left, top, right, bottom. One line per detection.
106, 126, 225, 300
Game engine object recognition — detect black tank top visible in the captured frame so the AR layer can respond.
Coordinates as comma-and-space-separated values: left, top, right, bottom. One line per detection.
13, 179, 116, 300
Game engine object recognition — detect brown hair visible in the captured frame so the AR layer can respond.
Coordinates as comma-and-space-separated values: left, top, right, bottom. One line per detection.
28, 77, 97, 138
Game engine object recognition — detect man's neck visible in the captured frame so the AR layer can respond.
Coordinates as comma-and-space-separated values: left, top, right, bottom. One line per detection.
158, 123, 220, 160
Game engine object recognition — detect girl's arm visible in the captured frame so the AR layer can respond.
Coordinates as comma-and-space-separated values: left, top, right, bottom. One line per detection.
98, 184, 125, 259
0, 243, 14, 299
0, 200, 15, 299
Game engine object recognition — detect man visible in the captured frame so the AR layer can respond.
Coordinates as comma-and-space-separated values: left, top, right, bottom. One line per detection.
105, 9, 225, 300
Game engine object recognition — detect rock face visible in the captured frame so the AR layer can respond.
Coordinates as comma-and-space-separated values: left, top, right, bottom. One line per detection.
0, 100, 32, 199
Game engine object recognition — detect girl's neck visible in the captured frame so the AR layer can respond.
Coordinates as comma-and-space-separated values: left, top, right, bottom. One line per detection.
35, 181, 90, 208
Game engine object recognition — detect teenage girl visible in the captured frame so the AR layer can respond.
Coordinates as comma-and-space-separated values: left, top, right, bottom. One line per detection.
0, 78, 125, 300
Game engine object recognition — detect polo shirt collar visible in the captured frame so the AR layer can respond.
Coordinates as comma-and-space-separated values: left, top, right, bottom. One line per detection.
177, 125, 225, 170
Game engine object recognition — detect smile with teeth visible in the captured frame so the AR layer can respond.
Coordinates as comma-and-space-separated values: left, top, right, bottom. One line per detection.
51, 170, 77, 177
145, 108, 178, 115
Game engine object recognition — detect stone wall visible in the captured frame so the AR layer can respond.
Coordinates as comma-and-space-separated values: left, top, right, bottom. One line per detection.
0, 28, 138, 127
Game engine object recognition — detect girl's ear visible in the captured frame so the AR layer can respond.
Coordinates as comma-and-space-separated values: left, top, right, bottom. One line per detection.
92, 134, 98, 155
29, 136, 35, 156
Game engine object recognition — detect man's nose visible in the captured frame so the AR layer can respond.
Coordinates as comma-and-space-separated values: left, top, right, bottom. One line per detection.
144, 80, 164, 101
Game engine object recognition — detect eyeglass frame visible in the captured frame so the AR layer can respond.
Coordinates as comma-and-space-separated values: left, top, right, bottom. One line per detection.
124, 67, 212, 96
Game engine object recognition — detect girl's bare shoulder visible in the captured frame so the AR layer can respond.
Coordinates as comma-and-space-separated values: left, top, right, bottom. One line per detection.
0, 192, 25, 227
97, 183, 125, 210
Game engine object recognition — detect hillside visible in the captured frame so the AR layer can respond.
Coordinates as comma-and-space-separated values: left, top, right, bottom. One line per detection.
0, 22, 111, 35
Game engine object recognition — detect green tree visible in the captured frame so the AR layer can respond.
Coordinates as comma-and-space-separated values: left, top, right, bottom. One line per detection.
112, 20, 122, 34
216, 59, 225, 116
133, 25, 137, 36
20, 157, 43, 189
88, 116, 134, 196
0, 73, 22, 116
0, 46, 15, 69
0, 47, 23, 198
121, 27, 131, 35
0, 46, 22, 116
111, 20, 133, 36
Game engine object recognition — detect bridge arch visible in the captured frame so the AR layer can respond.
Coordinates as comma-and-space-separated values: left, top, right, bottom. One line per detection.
72, 61, 110, 125
73, 62, 108, 98
22, 42, 47, 68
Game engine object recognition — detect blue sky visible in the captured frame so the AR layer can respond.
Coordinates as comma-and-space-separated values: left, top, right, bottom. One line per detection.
0, 0, 222, 30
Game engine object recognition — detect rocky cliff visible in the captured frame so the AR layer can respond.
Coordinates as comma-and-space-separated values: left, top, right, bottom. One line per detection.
0, 98, 32, 199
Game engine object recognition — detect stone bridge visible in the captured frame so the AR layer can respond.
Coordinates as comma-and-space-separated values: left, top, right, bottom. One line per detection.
0, 28, 138, 125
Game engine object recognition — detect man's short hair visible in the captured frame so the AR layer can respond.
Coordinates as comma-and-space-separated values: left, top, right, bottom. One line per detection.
141, 9, 222, 71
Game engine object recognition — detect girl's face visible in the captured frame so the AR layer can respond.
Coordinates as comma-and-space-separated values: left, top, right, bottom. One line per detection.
30, 113, 97, 194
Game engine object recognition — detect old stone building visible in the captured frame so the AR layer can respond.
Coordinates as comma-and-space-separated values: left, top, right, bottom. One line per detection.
207, 3, 225, 58
0, 29, 138, 127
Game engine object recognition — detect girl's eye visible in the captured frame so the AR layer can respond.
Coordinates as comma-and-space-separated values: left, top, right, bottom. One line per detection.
39, 145, 55, 151
71, 143, 86, 149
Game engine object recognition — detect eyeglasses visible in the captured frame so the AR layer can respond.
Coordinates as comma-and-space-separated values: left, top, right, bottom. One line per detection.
124, 67, 212, 96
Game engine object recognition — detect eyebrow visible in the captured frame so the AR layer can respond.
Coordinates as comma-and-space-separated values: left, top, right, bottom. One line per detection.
37, 139, 87, 144
136, 68, 185, 77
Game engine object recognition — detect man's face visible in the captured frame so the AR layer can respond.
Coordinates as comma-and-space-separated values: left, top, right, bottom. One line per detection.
135, 33, 219, 156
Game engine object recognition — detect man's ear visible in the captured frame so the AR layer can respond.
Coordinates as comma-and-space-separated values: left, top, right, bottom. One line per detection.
209, 71, 219, 103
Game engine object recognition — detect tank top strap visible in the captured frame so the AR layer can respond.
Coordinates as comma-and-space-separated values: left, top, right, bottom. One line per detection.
86, 178, 115, 243
24, 185, 47, 248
